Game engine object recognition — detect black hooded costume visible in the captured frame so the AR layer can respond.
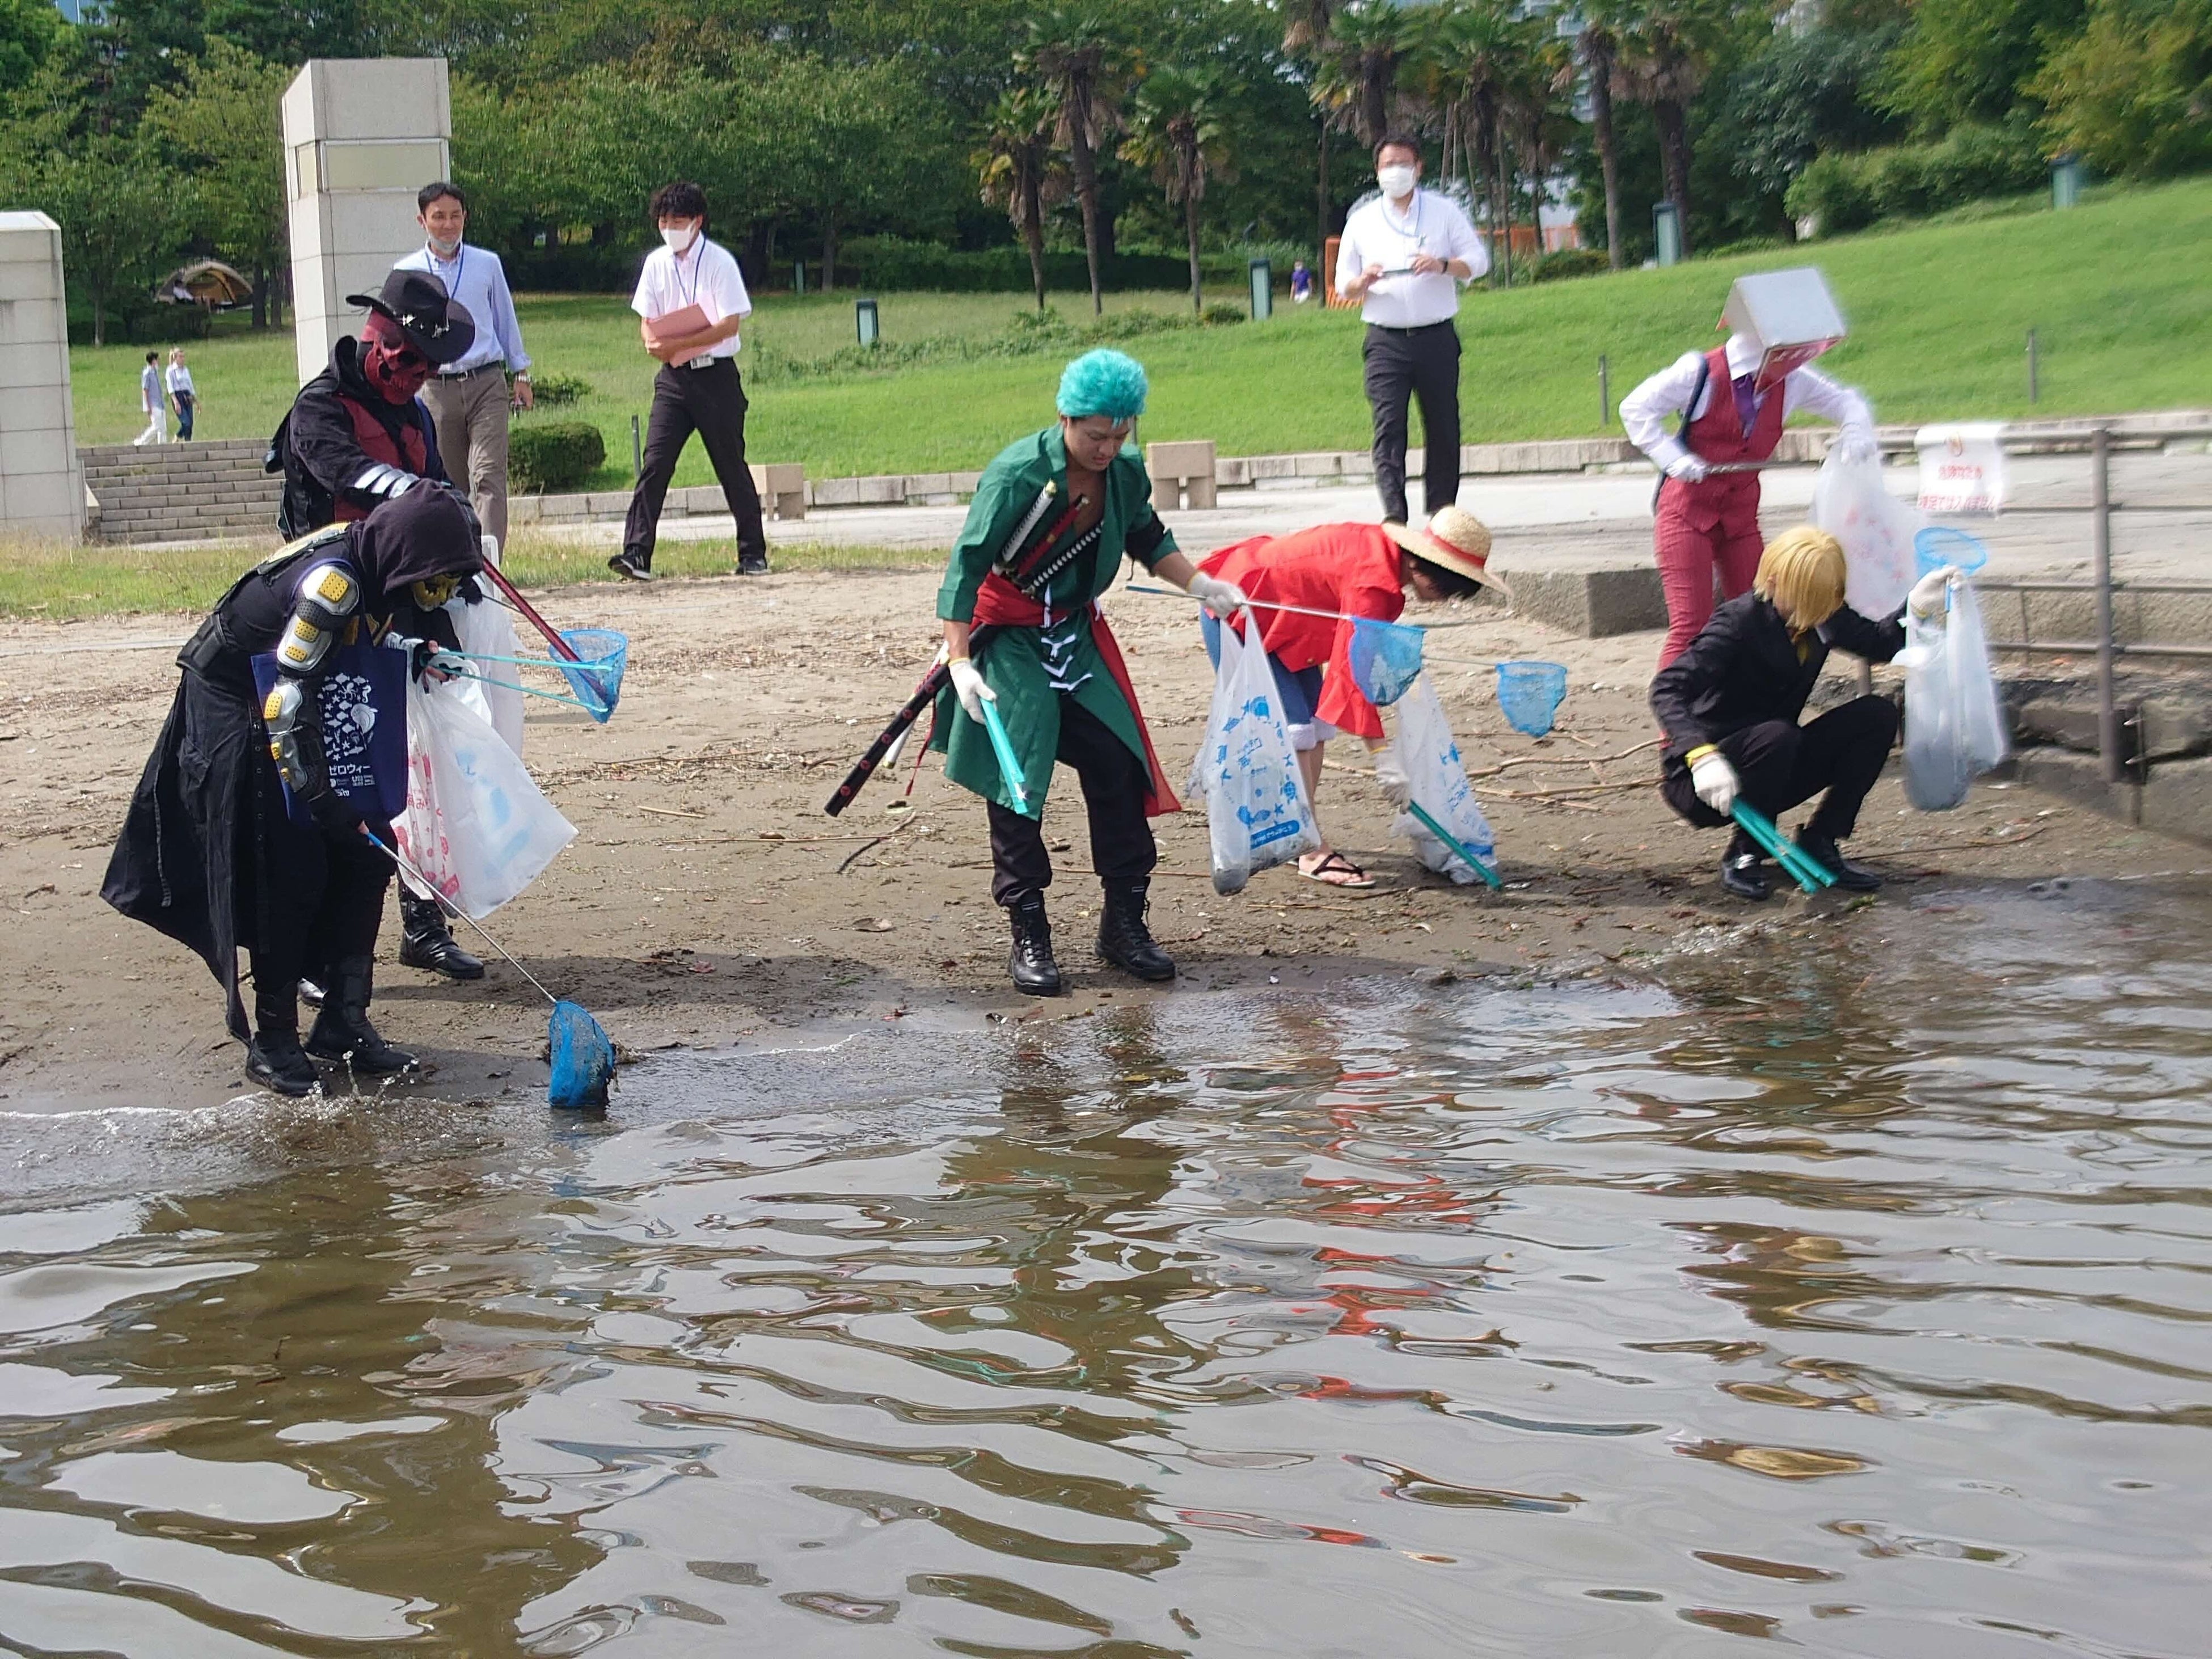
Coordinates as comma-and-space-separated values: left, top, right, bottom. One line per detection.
272, 335, 451, 540
102, 490, 485, 1050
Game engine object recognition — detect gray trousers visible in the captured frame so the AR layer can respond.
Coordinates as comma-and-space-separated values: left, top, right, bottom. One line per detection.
421, 369, 512, 548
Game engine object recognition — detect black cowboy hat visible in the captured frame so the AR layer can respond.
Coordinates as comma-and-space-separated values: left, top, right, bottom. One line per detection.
345, 268, 476, 366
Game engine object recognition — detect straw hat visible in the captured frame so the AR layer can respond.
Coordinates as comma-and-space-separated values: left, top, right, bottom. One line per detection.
1383, 505, 1511, 599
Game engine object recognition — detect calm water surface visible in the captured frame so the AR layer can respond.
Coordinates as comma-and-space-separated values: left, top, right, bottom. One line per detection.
2, 877, 2208, 1656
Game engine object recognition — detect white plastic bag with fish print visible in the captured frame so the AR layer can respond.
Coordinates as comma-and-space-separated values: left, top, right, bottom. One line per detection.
1187, 613, 1320, 894
394, 672, 574, 918
1390, 674, 1498, 884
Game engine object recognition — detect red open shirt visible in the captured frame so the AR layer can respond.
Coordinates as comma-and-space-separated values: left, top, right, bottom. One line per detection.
1199, 523, 1405, 741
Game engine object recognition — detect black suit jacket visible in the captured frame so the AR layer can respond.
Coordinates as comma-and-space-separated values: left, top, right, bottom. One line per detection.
1650, 592, 1905, 765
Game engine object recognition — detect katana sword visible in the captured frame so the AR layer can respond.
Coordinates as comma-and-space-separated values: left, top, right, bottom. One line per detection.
823, 628, 997, 816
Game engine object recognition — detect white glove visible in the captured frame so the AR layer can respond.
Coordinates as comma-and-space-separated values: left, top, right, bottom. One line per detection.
1690, 750, 1739, 814
1187, 572, 1249, 622
1371, 749, 1413, 808
1665, 453, 1711, 483
1833, 425, 1880, 465
948, 656, 995, 724
1908, 565, 1956, 620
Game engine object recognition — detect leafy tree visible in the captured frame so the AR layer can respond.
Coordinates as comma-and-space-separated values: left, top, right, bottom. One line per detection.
1879, 0, 2085, 136
0, 0, 60, 96
1019, 6, 1129, 316
1122, 66, 1234, 313
1574, 14, 1626, 268
977, 86, 1070, 311
1409, 0, 1535, 281
1719, 23, 1903, 202
38, 137, 188, 343
141, 41, 289, 327
2033, 0, 2212, 178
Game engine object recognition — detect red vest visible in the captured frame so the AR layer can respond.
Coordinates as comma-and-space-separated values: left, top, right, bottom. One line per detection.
1657, 346, 1786, 536
332, 396, 430, 522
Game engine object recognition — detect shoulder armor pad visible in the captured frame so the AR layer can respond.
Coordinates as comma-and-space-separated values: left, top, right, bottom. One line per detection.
299, 562, 360, 618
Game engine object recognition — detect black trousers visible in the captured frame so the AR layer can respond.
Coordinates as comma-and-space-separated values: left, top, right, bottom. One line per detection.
248, 810, 394, 1036
622, 358, 767, 567
1661, 695, 1900, 843
1363, 321, 1462, 524
986, 698, 1156, 907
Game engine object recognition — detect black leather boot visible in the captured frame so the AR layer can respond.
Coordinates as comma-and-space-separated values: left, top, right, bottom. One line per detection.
306, 957, 417, 1074
398, 890, 484, 979
1720, 831, 1771, 902
246, 1030, 319, 1096
1796, 831, 1882, 892
1097, 879, 1176, 982
1006, 893, 1062, 996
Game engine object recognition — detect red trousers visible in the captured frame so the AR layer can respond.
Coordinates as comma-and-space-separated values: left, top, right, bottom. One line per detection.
1654, 511, 1763, 669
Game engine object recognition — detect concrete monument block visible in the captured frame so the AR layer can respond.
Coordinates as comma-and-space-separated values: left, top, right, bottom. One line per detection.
282, 58, 451, 385
0, 211, 85, 539
1146, 440, 1217, 510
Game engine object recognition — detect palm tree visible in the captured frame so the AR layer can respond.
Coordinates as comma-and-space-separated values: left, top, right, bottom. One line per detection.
1019, 7, 1128, 317
1122, 68, 1234, 315
1331, 0, 1412, 148
1574, 13, 1626, 268
1509, 34, 1574, 265
1415, 0, 1534, 285
1280, 0, 1340, 255
1610, 0, 1727, 257
976, 87, 1070, 313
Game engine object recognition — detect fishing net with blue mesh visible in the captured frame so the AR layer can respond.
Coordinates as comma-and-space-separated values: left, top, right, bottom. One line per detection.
1495, 661, 1569, 737
549, 999, 615, 1109
1345, 617, 1428, 707
556, 628, 628, 724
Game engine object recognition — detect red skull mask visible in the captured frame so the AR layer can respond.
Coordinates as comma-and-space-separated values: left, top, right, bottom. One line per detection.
360, 310, 430, 403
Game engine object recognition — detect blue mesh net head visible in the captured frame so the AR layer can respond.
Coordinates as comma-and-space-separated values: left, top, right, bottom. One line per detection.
557, 628, 628, 725
1495, 660, 1568, 737
548, 999, 614, 1109
1913, 525, 1989, 579
1346, 617, 1426, 707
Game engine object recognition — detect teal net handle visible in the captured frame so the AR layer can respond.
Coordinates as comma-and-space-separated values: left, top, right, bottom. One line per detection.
449, 666, 607, 715
977, 697, 1031, 812
1407, 800, 1504, 890
1730, 801, 1834, 893
463, 649, 615, 671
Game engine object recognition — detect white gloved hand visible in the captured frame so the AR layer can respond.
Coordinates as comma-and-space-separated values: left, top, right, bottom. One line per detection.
948, 656, 995, 724
1834, 425, 1880, 465
1665, 453, 1711, 483
1690, 750, 1740, 814
1908, 564, 1956, 620
1370, 749, 1413, 808
1187, 572, 1249, 622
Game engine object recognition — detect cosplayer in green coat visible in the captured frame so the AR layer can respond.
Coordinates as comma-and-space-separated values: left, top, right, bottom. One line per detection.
931, 349, 1249, 996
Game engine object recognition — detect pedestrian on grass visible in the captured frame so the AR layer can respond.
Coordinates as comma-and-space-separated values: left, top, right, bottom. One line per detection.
1652, 525, 1955, 901
166, 348, 196, 442
1290, 259, 1312, 304
133, 352, 167, 446
612, 180, 769, 582
394, 181, 534, 551
1195, 508, 1507, 889
1333, 133, 1488, 525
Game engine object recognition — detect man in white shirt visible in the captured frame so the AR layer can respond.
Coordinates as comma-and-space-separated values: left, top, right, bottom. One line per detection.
613, 179, 769, 581
1620, 282, 1877, 666
133, 353, 167, 446
165, 348, 196, 441
1333, 133, 1489, 525
395, 181, 533, 550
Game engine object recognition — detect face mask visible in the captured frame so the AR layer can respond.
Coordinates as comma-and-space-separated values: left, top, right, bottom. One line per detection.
411, 574, 461, 609
360, 313, 430, 403
661, 223, 698, 254
427, 232, 462, 257
1377, 165, 1417, 200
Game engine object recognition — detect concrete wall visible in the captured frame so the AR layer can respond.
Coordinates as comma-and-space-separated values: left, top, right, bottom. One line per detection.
282, 58, 450, 386
0, 211, 85, 539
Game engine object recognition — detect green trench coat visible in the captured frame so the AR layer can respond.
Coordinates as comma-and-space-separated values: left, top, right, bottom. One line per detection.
930, 425, 1177, 817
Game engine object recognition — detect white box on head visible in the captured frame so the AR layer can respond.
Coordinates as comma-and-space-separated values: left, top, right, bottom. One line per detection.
1721, 268, 1847, 391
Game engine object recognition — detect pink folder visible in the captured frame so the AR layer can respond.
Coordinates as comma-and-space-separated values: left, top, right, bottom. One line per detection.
647, 302, 711, 344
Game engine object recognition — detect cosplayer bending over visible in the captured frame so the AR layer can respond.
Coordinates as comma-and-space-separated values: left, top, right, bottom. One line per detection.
1652, 526, 1955, 901
932, 349, 1248, 995
1197, 506, 1507, 889
1622, 273, 1876, 668
102, 489, 485, 1096
269, 267, 486, 983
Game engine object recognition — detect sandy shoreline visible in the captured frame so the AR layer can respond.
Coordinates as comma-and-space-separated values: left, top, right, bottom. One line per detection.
0, 564, 2192, 1113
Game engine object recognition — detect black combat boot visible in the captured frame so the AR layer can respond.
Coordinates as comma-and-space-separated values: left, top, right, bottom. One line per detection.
1796, 831, 1882, 892
246, 1029, 319, 1096
1006, 893, 1062, 996
1097, 879, 1176, 982
1720, 830, 1771, 902
398, 890, 484, 979
306, 956, 417, 1074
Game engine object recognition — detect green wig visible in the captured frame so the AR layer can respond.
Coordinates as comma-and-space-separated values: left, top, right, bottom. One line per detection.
1055, 349, 1148, 421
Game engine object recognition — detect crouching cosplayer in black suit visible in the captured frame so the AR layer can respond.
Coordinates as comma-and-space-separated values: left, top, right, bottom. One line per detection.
1650, 525, 1955, 901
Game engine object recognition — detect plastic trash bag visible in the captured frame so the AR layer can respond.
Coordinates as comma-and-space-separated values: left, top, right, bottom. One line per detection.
1390, 674, 1498, 884
1187, 613, 1321, 894
453, 594, 525, 753
394, 673, 576, 918
1895, 575, 2009, 812
1812, 447, 1928, 620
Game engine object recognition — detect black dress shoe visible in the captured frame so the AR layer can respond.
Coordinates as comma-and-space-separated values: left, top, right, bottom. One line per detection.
297, 976, 327, 1010
305, 957, 417, 1074
607, 552, 653, 582
397, 892, 485, 979
1006, 893, 1062, 996
737, 552, 770, 576
1721, 847, 1772, 901
1097, 879, 1176, 982
247, 1032, 319, 1096
1796, 832, 1882, 892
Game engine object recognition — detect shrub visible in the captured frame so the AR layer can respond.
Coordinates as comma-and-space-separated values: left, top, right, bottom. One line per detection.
1788, 124, 2049, 235
1527, 247, 1610, 283
508, 421, 605, 492
1201, 302, 1247, 326
525, 371, 592, 407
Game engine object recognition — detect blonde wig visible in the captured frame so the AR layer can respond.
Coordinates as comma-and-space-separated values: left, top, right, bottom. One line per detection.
1753, 525, 1848, 628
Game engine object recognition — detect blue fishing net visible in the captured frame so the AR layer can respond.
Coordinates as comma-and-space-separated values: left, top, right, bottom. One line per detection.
1346, 617, 1427, 707
1913, 525, 1990, 579
1495, 660, 1569, 737
548, 998, 614, 1109
557, 628, 628, 724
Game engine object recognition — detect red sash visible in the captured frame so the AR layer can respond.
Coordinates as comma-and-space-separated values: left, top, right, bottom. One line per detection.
971, 571, 1180, 816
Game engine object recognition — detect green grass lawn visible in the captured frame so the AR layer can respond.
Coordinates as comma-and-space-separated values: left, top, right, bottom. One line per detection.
66, 176, 2212, 491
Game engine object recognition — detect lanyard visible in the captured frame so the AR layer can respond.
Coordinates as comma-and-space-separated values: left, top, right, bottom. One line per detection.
1381, 190, 1424, 252
674, 242, 702, 311
430, 243, 465, 296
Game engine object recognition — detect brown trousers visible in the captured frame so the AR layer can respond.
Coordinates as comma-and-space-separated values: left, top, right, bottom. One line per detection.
421, 369, 512, 549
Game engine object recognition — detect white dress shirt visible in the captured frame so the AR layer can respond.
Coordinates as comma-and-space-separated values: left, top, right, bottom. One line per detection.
165, 363, 195, 398
394, 242, 531, 376
1620, 334, 1874, 471
1333, 188, 1489, 328
631, 238, 752, 362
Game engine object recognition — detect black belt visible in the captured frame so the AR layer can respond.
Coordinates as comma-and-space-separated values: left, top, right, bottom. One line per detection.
1365, 319, 1455, 336
676, 354, 734, 372
437, 365, 504, 381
